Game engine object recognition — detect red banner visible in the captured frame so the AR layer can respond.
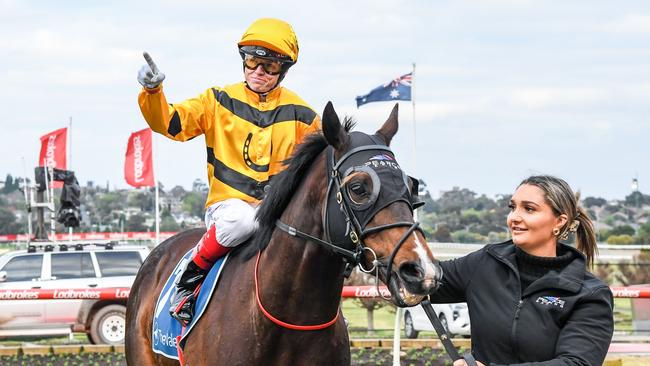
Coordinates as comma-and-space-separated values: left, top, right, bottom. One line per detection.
124, 128, 155, 187
1, 286, 648, 301
0, 287, 130, 300
610, 287, 650, 298
0, 231, 177, 242
39, 128, 67, 170
341, 285, 392, 298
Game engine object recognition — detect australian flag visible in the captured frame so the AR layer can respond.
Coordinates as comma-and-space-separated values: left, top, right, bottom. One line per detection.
356, 72, 412, 108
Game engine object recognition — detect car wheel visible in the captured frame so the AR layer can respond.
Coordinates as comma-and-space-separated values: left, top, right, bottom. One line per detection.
404, 311, 419, 339
89, 304, 126, 345
439, 313, 455, 338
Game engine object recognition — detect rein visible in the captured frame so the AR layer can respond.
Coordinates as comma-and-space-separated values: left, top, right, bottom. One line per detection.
254, 250, 340, 330
421, 299, 478, 366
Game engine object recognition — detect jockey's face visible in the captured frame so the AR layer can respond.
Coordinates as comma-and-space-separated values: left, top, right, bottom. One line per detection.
244, 62, 281, 93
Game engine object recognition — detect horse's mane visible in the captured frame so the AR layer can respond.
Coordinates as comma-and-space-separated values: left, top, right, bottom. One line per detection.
240, 118, 356, 259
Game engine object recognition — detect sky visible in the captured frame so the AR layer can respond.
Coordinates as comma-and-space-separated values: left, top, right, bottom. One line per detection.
1, 0, 648, 200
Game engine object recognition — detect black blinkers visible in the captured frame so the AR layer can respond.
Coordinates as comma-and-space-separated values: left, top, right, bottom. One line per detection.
324, 131, 423, 251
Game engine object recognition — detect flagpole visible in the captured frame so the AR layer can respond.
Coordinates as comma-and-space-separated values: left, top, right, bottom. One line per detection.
153, 132, 160, 246
68, 117, 73, 243
411, 62, 417, 173
394, 62, 418, 366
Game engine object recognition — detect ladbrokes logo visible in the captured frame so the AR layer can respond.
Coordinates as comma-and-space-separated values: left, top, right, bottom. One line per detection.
132, 135, 145, 183
355, 287, 391, 298
53, 289, 101, 299
45, 135, 58, 167
611, 288, 640, 298
153, 322, 177, 348
0, 290, 39, 300
114, 288, 130, 299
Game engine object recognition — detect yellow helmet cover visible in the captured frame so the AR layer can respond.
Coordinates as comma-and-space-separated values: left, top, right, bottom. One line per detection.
238, 18, 299, 63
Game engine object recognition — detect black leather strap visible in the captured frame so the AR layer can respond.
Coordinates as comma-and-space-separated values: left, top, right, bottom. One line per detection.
463, 352, 478, 366
420, 299, 477, 366
275, 220, 358, 262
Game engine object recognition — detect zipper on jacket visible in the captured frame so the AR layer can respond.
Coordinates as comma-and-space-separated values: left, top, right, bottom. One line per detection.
511, 299, 524, 357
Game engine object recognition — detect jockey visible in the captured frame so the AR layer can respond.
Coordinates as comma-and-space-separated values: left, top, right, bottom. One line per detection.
137, 18, 321, 325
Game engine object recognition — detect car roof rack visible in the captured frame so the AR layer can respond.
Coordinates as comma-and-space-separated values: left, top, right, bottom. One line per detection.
26, 240, 122, 253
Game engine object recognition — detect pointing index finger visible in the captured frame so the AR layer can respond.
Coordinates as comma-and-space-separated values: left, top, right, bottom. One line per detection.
143, 52, 159, 74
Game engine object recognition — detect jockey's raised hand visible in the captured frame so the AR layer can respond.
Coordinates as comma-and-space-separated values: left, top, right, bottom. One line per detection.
138, 51, 166, 89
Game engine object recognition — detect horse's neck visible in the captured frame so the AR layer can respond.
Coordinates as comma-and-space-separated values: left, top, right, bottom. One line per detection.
261, 165, 345, 315
260, 237, 345, 323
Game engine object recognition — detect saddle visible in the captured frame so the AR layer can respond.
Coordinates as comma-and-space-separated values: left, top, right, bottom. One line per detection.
151, 249, 229, 360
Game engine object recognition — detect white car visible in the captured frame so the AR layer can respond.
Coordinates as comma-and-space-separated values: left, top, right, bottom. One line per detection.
0, 242, 149, 344
404, 302, 471, 338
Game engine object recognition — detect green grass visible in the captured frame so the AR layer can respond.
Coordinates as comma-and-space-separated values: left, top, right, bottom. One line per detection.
341, 300, 443, 339
342, 299, 397, 338
614, 297, 634, 332
343, 297, 636, 338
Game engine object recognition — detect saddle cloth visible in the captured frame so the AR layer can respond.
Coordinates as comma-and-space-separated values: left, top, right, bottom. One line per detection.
151, 249, 229, 360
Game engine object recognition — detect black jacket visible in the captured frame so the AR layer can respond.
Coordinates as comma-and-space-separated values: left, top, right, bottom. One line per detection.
429, 241, 614, 365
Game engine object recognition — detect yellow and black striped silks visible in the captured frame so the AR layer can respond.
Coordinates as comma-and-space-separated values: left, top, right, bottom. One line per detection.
138, 82, 321, 207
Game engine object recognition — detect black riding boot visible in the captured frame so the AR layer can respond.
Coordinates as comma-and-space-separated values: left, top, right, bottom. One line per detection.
169, 260, 208, 326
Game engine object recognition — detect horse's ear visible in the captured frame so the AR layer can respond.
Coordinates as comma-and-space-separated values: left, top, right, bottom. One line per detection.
376, 103, 399, 146
322, 101, 347, 149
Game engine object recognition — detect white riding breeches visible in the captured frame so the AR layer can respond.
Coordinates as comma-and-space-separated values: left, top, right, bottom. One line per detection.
204, 198, 259, 248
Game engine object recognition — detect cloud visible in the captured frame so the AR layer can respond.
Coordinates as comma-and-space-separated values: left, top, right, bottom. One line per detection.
607, 14, 650, 33
508, 87, 608, 109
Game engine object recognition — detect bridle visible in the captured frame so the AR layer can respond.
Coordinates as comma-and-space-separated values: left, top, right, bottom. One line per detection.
266, 134, 424, 317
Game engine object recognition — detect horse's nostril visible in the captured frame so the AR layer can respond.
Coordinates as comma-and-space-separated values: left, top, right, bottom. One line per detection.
398, 262, 424, 282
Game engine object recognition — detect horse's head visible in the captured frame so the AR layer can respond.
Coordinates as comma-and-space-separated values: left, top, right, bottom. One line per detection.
321, 101, 442, 307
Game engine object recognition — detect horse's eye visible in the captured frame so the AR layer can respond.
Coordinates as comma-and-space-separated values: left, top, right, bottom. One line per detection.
346, 178, 372, 205
350, 182, 366, 196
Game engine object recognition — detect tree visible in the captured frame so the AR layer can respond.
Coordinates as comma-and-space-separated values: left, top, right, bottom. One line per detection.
1, 174, 20, 194
160, 211, 180, 232
126, 214, 148, 232
635, 222, 650, 244
0, 205, 20, 234
451, 230, 486, 244
616, 251, 650, 286
607, 225, 636, 237
583, 196, 607, 208
182, 192, 205, 218
437, 187, 477, 215
625, 191, 650, 208
344, 269, 391, 335
96, 192, 124, 217
473, 194, 497, 211
127, 191, 152, 212
192, 179, 208, 193
606, 234, 635, 245
432, 224, 452, 242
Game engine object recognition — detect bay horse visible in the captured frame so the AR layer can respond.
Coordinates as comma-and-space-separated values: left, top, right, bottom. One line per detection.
125, 102, 442, 365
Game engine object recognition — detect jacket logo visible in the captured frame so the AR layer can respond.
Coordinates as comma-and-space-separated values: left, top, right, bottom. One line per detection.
536, 296, 565, 308
242, 133, 270, 172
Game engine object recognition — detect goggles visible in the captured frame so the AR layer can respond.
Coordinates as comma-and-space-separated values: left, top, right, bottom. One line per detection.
243, 54, 284, 75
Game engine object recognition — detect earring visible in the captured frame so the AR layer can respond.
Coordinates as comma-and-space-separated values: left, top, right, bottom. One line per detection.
553, 228, 560, 236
